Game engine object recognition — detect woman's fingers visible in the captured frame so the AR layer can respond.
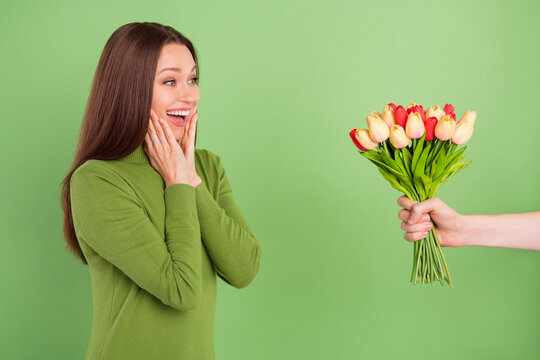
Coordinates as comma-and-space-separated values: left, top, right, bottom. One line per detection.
186, 112, 198, 152
157, 117, 178, 150
147, 118, 163, 152
404, 231, 429, 242
408, 198, 444, 225
397, 196, 417, 210
401, 221, 432, 233
152, 116, 170, 152
398, 209, 430, 223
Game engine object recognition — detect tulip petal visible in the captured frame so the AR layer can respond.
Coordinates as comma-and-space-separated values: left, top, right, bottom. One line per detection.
395, 105, 408, 127
349, 128, 366, 151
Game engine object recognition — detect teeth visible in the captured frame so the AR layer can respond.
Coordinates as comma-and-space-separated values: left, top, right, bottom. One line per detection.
166, 110, 189, 116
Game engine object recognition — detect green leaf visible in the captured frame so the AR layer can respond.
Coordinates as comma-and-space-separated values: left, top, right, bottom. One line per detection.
411, 137, 425, 174
432, 161, 472, 194
361, 151, 405, 177
421, 174, 432, 197
414, 176, 426, 199
393, 149, 408, 176
427, 139, 444, 166
377, 167, 414, 200
433, 149, 447, 180
380, 148, 404, 174
413, 142, 431, 179
445, 146, 467, 167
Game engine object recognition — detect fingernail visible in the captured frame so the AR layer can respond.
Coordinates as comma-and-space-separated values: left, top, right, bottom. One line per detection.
421, 232, 428, 238
150, 109, 155, 117
159, 118, 165, 123
422, 215, 430, 221
425, 223, 433, 230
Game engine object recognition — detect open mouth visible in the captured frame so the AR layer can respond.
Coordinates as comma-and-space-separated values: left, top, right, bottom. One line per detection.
165, 110, 189, 127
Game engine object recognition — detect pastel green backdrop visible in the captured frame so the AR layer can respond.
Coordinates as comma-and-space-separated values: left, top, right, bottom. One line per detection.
1, 0, 539, 359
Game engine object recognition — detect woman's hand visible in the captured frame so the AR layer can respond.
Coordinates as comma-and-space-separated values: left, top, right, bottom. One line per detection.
144, 109, 201, 188
397, 196, 465, 247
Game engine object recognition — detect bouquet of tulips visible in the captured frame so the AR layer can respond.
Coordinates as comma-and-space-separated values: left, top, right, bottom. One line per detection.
349, 102, 476, 286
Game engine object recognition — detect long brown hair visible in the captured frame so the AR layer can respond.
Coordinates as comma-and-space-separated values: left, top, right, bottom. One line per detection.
60, 22, 199, 264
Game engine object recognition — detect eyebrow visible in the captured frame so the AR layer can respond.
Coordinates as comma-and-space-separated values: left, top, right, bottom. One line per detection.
159, 65, 197, 74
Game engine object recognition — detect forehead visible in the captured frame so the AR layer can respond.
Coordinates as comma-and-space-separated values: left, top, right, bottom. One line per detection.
156, 43, 196, 73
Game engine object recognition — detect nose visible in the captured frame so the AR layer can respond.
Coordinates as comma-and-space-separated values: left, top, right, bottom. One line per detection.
176, 83, 195, 103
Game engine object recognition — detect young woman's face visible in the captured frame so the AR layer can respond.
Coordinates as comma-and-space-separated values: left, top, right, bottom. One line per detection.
152, 43, 199, 142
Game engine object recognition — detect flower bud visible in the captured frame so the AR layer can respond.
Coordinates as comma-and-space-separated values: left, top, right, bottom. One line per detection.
425, 105, 446, 121
355, 129, 378, 150
443, 104, 455, 115
407, 104, 425, 121
424, 117, 438, 141
370, 110, 383, 119
405, 112, 425, 139
367, 114, 390, 142
458, 109, 476, 125
407, 102, 417, 109
349, 128, 366, 151
389, 125, 410, 148
452, 122, 474, 145
381, 105, 395, 127
395, 105, 408, 127
434, 115, 456, 140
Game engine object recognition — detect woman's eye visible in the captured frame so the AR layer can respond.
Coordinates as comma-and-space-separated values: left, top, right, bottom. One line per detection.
164, 80, 175, 86
188, 76, 199, 84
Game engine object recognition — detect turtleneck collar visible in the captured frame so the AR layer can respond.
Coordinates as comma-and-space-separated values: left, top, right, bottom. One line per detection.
119, 142, 151, 165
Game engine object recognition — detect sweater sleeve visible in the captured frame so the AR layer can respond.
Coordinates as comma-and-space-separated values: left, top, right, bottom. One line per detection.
195, 153, 262, 288
70, 163, 202, 311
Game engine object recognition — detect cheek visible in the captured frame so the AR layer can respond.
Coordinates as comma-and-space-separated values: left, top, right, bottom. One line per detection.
151, 87, 170, 110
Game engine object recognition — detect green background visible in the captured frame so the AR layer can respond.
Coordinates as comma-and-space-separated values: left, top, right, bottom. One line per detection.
1, 0, 539, 359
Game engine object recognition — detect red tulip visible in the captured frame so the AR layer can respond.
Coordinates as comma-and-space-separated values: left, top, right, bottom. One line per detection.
443, 104, 456, 120
407, 105, 425, 121
387, 103, 397, 111
395, 105, 408, 127
425, 117, 438, 141
349, 128, 366, 151
443, 104, 455, 115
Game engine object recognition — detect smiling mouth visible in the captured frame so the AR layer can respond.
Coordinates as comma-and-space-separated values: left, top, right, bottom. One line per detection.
164, 109, 190, 127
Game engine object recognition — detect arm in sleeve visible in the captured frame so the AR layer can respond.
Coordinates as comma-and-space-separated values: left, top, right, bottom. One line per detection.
70, 164, 202, 311
195, 155, 262, 288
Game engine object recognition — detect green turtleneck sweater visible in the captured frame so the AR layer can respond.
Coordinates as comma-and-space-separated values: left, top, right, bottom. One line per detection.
70, 142, 262, 360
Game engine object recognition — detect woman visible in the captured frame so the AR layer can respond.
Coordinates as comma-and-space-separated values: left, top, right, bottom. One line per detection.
61, 22, 262, 359
397, 196, 540, 250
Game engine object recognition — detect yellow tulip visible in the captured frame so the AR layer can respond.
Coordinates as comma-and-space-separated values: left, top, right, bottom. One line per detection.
434, 115, 456, 140
389, 124, 410, 148
458, 110, 476, 125
366, 114, 390, 142
425, 105, 446, 121
354, 129, 378, 150
452, 122, 474, 145
405, 112, 425, 139
407, 102, 417, 109
381, 105, 395, 127
370, 110, 383, 120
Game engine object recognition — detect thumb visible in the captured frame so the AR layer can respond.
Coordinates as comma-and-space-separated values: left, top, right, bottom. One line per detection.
408, 198, 443, 224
